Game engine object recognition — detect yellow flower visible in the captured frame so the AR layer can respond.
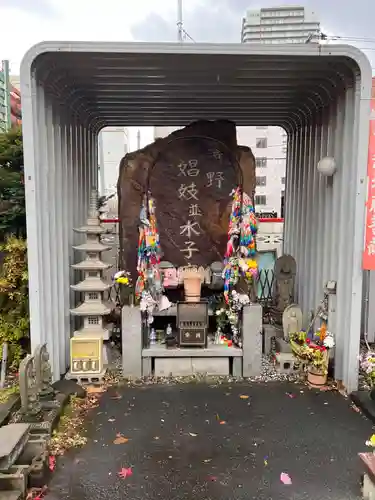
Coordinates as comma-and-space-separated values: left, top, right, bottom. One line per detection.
366, 434, 375, 447
117, 277, 129, 285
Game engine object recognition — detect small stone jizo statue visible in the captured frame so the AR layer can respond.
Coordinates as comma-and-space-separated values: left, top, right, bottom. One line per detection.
34, 344, 55, 399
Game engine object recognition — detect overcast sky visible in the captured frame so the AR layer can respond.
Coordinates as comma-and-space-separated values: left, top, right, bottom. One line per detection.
1, 0, 375, 150
1, 0, 375, 73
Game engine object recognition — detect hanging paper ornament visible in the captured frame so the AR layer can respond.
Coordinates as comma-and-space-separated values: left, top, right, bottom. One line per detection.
135, 193, 163, 298
222, 186, 259, 304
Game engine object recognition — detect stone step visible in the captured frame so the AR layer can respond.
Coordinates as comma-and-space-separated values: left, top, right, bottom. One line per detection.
0, 424, 30, 471
0, 491, 22, 500
0, 466, 28, 497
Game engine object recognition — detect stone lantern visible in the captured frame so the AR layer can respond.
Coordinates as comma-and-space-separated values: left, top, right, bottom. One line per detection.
70, 189, 113, 343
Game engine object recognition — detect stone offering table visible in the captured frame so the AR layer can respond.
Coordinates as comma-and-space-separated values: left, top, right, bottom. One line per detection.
122, 303, 262, 379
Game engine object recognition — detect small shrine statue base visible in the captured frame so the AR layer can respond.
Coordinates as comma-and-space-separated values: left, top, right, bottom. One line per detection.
65, 336, 107, 384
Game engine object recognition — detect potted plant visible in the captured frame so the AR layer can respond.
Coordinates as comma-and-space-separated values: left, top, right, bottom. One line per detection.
359, 351, 375, 398
290, 327, 335, 387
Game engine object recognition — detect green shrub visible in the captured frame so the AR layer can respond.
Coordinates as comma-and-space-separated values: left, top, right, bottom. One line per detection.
0, 127, 25, 239
0, 235, 29, 366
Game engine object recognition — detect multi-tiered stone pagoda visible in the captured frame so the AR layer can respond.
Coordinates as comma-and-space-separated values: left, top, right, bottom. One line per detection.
70, 189, 113, 342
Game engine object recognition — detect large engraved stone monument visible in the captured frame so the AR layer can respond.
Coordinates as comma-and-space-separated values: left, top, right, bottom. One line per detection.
118, 120, 256, 275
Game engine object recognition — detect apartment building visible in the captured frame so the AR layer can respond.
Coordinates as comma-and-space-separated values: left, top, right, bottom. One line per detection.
241, 5, 320, 44
239, 5, 321, 216
98, 127, 129, 194
237, 126, 286, 216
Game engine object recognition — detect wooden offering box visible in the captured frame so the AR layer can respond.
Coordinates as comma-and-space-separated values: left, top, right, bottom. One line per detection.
177, 302, 208, 347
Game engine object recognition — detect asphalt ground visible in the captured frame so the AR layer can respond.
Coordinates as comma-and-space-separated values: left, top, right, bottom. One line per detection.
44, 381, 373, 500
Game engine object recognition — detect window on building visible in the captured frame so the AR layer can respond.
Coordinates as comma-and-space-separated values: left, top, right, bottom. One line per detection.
256, 157, 267, 168
255, 195, 267, 205
256, 137, 267, 148
281, 177, 285, 184
256, 176, 267, 186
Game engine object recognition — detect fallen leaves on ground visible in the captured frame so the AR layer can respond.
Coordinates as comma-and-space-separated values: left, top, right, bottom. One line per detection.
111, 392, 122, 400
86, 385, 105, 394
26, 486, 48, 500
189, 432, 198, 437
153, 436, 160, 440
203, 459, 212, 463
351, 403, 361, 413
118, 467, 133, 478
219, 420, 226, 425
280, 472, 292, 485
108, 418, 116, 422
207, 475, 217, 482
286, 392, 296, 399
49, 394, 98, 456
239, 395, 249, 400
113, 434, 129, 445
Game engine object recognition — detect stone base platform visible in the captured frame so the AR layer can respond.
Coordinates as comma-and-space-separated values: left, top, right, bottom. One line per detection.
142, 345, 243, 377
65, 368, 107, 385
122, 303, 263, 379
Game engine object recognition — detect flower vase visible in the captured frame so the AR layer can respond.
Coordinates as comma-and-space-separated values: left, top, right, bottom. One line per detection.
214, 328, 222, 345
307, 368, 327, 388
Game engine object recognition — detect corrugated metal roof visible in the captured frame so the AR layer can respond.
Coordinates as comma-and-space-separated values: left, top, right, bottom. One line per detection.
19, 41, 373, 391
23, 41, 367, 129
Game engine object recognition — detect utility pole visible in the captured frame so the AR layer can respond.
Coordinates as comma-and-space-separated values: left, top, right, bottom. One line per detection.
137, 129, 141, 149
177, 0, 183, 42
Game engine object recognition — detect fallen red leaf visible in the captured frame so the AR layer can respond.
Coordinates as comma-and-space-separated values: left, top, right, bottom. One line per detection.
118, 467, 133, 479
48, 456, 56, 471
219, 421, 226, 425
208, 475, 217, 482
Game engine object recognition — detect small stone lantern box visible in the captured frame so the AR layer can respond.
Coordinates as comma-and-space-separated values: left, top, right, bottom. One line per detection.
70, 337, 103, 375
70, 189, 113, 342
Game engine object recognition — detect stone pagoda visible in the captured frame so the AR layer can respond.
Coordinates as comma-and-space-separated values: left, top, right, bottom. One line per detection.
70, 189, 113, 342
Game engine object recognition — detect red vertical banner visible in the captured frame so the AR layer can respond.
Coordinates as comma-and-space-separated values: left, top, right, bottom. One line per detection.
363, 80, 375, 270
